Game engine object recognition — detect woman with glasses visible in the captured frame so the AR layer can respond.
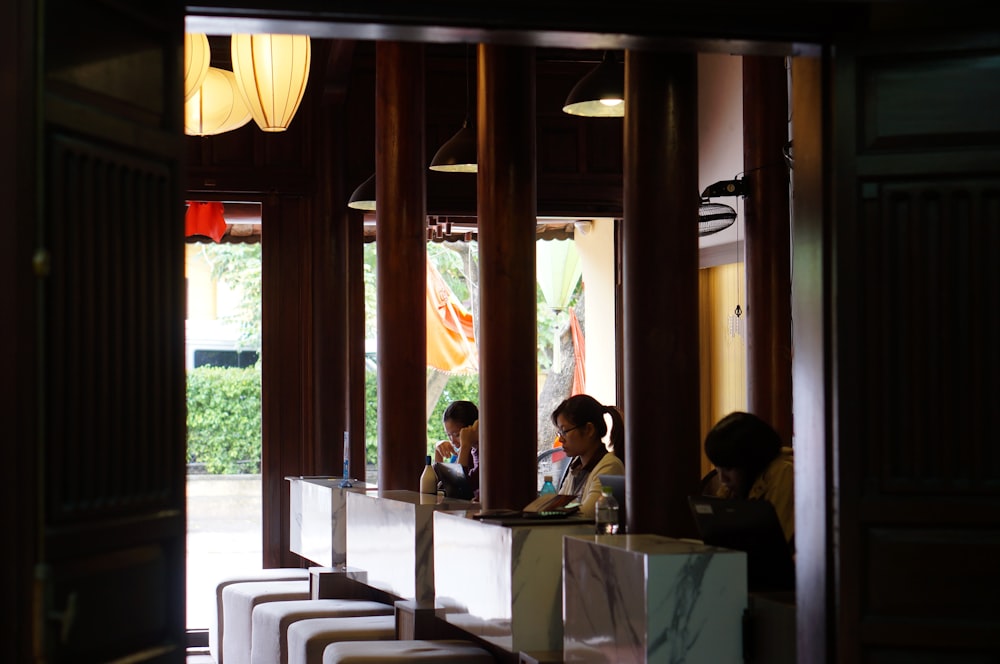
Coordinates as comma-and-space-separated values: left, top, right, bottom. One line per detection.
551, 394, 625, 518
434, 400, 482, 500
434, 400, 478, 463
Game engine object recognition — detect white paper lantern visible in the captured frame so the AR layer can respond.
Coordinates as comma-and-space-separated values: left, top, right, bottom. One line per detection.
231, 34, 311, 132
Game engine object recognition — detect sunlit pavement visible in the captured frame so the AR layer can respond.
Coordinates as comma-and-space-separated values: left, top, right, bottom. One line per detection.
186, 475, 263, 630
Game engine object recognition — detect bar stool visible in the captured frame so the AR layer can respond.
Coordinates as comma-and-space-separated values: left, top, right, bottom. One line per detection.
212, 569, 312, 664
285, 615, 397, 664
250, 599, 395, 664
322, 640, 496, 663
223, 579, 312, 664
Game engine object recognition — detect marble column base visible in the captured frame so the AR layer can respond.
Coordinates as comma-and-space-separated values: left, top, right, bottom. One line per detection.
563, 534, 748, 663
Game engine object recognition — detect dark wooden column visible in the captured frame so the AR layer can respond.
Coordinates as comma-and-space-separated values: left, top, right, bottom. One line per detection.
262, 192, 315, 567
743, 55, 793, 444
477, 44, 537, 511
313, 44, 351, 475
375, 42, 426, 490
623, 50, 700, 538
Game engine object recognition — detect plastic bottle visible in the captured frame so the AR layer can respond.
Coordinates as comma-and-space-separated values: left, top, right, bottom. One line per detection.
594, 485, 619, 534
420, 455, 438, 494
539, 475, 557, 496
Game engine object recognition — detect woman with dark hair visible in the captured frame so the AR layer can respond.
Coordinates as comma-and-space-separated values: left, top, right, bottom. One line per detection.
434, 400, 479, 463
704, 411, 795, 545
551, 394, 625, 518
433, 400, 482, 500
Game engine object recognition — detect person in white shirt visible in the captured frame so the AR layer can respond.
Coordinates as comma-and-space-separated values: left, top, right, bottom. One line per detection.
552, 394, 625, 518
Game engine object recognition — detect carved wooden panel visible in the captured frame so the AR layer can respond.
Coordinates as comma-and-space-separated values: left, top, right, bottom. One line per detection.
46, 134, 183, 525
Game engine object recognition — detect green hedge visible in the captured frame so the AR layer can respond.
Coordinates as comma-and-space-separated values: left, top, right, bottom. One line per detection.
187, 366, 262, 474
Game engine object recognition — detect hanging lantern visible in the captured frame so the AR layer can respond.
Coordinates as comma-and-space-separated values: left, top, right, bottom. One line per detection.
184, 33, 210, 102
185, 67, 253, 136
230, 34, 311, 132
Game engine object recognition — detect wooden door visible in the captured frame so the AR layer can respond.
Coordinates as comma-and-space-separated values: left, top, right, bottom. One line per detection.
795, 26, 1000, 662
21, 0, 186, 661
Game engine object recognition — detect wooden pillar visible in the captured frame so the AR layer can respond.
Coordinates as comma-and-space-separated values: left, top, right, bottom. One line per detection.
623, 50, 700, 538
375, 42, 426, 490
477, 44, 537, 511
743, 55, 793, 444
313, 43, 350, 475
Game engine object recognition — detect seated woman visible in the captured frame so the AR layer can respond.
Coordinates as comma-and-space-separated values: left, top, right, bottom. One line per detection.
703, 411, 795, 546
551, 394, 625, 518
433, 400, 481, 500
434, 400, 478, 462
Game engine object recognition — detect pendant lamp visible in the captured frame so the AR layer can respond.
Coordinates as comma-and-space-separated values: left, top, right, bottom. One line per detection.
185, 67, 253, 136
429, 118, 477, 172
347, 173, 376, 211
184, 33, 211, 102
430, 46, 477, 172
231, 34, 312, 132
562, 51, 624, 117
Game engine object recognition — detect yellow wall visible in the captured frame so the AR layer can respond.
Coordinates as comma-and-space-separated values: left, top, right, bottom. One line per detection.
185, 244, 218, 320
698, 262, 747, 478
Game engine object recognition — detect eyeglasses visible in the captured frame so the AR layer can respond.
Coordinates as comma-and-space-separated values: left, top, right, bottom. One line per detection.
556, 424, 581, 440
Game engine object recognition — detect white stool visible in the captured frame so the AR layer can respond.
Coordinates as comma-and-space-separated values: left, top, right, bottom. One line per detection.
222, 579, 312, 664
322, 640, 496, 663
211, 569, 311, 664
250, 599, 395, 664
286, 615, 397, 664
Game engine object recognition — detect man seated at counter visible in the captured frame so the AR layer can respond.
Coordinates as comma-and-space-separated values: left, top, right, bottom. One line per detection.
551, 394, 625, 518
703, 411, 795, 548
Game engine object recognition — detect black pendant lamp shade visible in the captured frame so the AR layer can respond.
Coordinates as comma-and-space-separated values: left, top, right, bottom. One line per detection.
348, 173, 376, 210
429, 118, 477, 172
562, 51, 625, 117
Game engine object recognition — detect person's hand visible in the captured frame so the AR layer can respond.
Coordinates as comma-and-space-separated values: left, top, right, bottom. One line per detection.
434, 439, 457, 462
457, 420, 479, 468
460, 420, 479, 450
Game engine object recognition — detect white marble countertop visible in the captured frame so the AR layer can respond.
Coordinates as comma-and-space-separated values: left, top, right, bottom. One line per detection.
566, 533, 724, 555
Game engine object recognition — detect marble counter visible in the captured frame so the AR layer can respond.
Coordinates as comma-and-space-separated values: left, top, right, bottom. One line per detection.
562, 534, 747, 663
287, 476, 374, 567
433, 511, 594, 654
346, 489, 473, 607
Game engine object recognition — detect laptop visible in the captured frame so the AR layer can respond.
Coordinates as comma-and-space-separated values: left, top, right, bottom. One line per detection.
687, 495, 795, 593
597, 474, 628, 533
433, 462, 474, 500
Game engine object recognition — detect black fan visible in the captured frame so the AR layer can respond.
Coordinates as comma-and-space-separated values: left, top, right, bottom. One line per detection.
698, 202, 737, 236
698, 177, 747, 237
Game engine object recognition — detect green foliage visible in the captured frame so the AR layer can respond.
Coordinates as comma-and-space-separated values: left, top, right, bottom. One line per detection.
364, 368, 379, 464
187, 366, 262, 474
200, 243, 263, 353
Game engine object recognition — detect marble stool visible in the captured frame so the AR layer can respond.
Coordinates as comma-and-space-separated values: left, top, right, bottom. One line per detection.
250, 599, 395, 664
286, 615, 397, 664
212, 569, 312, 664
322, 639, 496, 663
223, 579, 312, 664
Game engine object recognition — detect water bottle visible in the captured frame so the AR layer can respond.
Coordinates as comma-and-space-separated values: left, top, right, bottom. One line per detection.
594, 485, 619, 534
540, 475, 557, 496
420, 455, 438, 494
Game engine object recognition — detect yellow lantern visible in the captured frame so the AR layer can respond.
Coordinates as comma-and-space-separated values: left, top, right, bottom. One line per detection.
185, 67, 253, 136
230, 34, 311, 132
184, 33, 210, 102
